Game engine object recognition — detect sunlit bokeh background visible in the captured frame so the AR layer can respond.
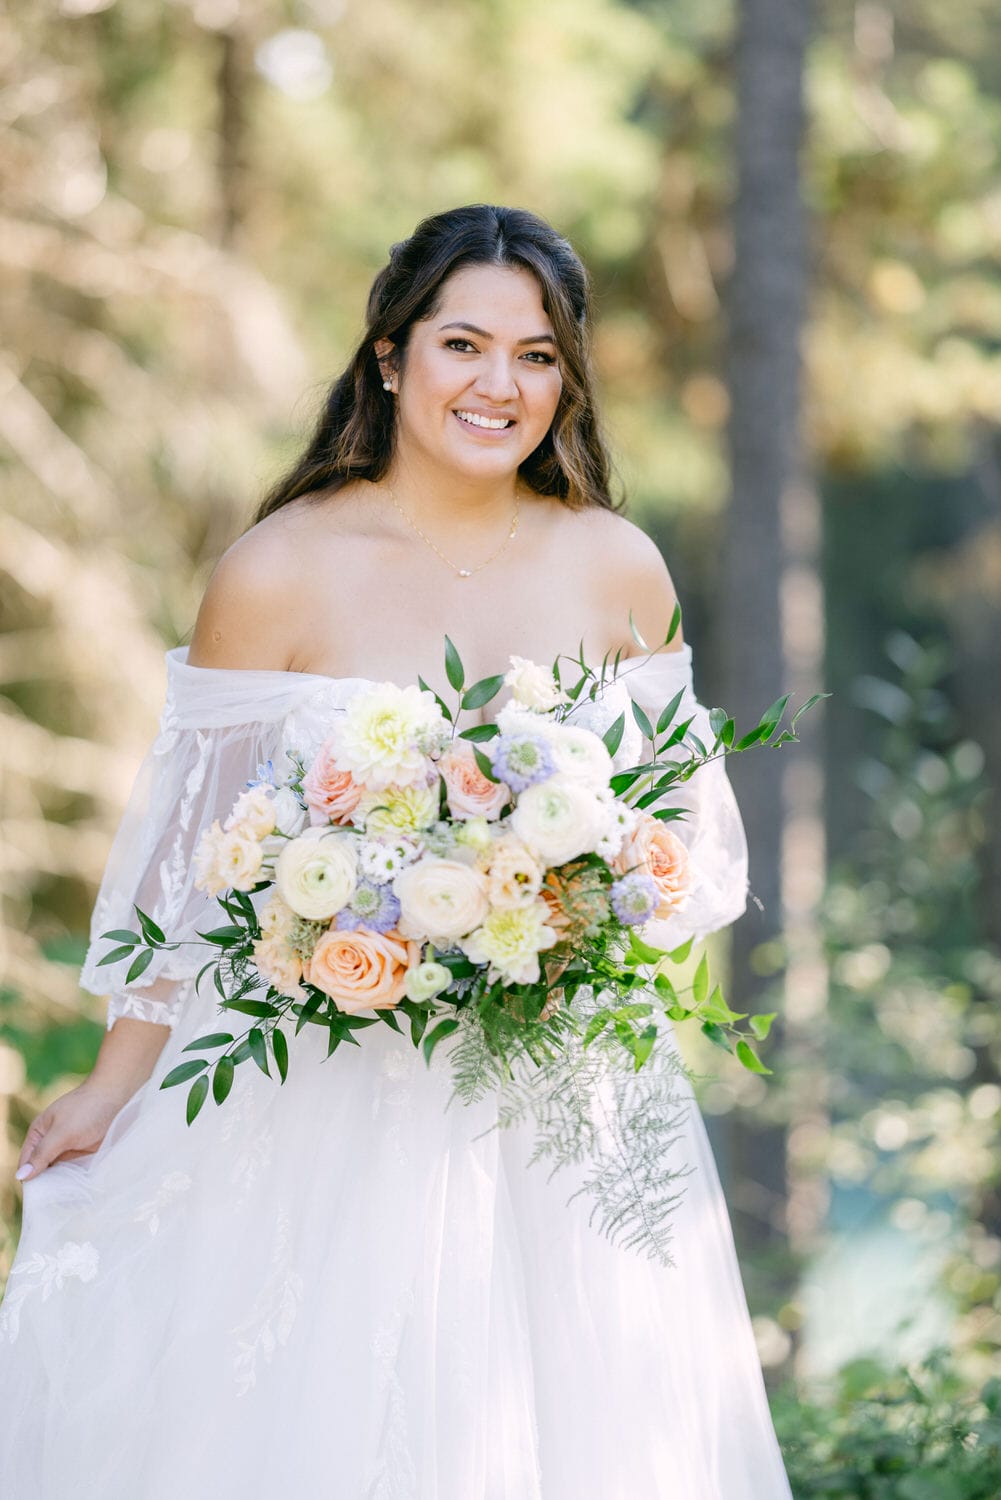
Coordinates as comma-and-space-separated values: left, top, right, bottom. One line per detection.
3, 1, 1000, 1485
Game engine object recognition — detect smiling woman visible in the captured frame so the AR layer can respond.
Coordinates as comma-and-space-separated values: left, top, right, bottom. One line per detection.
2, 203, 793, 1500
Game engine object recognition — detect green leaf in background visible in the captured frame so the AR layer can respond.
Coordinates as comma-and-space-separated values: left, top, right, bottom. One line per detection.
125, 947, 154, 983
212, 1053, 235, 1104
444, 634, 464, 692
602, 711, 626, 758
631, 699, 654, 741
736, 1040, 772, 1075
186, 1073, 209, 1124
422, 1016, 460, 1065
700, 1020, 732, 1052
692, 953, 710, 1005
458, 723, 500, 742
750, 1012, 777, 1041
135, 907, 166, 945
628, 609, 650, 650
473, 745, 501, 783
272, 1028, 289, 1083
99, 929, 141, 945
666, 936, 694, 963
181, 1032, 233, 1052
161, 1058, 209, 1089
462, 673, 505, 709
96, 943, 137, 968
655, 689, 685, 737
663, 602, 682, 645
248, 1027, 270, 1076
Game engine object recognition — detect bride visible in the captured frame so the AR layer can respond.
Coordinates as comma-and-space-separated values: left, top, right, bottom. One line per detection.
1, 203, 793, 1498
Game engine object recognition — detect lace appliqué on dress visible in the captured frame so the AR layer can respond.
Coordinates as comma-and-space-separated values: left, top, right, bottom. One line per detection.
133, 1169, 193, 1237
230, 1205, 303, 1396
0, 1240, 99, 1345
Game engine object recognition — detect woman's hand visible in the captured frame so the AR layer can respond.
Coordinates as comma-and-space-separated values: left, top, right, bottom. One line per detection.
15, 1082, 132, 1182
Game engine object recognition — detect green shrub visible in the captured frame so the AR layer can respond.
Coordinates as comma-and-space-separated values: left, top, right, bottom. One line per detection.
771, 1353, 1001, 1499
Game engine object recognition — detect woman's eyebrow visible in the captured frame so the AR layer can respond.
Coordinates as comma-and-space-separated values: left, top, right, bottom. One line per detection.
438, 320, 556, 346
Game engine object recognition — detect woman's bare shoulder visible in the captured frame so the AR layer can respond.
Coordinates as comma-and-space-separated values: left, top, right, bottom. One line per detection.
187, 508, 309, 670
563, 505, 685, 650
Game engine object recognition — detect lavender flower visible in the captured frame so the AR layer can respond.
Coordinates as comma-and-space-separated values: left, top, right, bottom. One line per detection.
610, 872, 658, 927
334, 881, 402, 934
491, 732, 553, 793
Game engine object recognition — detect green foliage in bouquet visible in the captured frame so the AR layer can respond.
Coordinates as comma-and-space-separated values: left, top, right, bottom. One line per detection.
98, 619, 825, 1263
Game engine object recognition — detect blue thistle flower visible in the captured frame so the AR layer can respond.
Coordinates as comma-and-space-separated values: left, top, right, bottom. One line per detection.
491, 732, 553, 792
334, 882, 402, 934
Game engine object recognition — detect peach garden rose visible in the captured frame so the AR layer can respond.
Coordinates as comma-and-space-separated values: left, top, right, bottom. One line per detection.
615, 812, 691, 918
303, 926, 419, 1013
302, 738, 364, 826
437, 740, 510, 821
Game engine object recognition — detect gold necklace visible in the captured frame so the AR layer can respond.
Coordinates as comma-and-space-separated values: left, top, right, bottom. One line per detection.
385, 483, 521, 578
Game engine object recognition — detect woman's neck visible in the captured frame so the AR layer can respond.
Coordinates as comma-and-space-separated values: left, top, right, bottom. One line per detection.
378, 453, 524, 536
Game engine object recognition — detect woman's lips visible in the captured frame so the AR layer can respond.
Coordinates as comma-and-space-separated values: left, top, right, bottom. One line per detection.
452, 409, 517, 438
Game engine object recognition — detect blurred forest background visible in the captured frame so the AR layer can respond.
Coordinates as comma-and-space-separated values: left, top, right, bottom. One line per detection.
3, 0, 1001, 1489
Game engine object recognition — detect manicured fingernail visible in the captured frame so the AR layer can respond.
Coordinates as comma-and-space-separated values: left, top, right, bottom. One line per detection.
15, 1164, 34, 1181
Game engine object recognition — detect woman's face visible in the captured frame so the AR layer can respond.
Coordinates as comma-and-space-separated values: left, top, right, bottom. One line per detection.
378, 262, 564, 484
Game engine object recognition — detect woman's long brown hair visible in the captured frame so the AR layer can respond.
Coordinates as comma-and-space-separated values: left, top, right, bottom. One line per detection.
250, 203, 622, 525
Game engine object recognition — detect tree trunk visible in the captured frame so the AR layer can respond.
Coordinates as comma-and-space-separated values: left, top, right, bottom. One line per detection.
718, 0, 815, 1272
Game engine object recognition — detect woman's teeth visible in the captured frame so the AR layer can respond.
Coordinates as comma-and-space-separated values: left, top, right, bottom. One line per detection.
455, 410, 513, 429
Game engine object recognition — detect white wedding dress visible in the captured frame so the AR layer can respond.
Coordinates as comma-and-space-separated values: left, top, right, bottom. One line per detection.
0, 644, 793, 1499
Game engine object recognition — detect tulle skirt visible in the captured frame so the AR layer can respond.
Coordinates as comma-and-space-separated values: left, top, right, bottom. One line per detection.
0, 980, 792, 1499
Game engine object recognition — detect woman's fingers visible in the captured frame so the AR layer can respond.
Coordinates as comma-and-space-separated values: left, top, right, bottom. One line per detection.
15, 1112, 59, 1180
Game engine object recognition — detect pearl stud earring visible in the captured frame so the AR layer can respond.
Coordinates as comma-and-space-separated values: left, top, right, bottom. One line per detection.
383, 380, 392, 391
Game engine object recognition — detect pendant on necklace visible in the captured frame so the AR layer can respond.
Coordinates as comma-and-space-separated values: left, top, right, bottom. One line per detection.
458, 568, 471, 578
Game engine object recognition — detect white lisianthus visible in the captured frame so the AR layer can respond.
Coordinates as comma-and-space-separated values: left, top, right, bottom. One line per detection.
193, 820, 263, 894
460, 901, 559, 985
252, 935, 306, 1001
485, 835, 543, 907
404, 960, 452, 1003
393, 857, 490, 943
224, 786, 278, 839
546, 723, 614, 791
504, 656, 568, 712
257, 891, 298, 939
275, 826, 358, 920
510, 775, 606, 866
593, 786, 639, 862
357, 782, 439, 837
330, 682, 449, 790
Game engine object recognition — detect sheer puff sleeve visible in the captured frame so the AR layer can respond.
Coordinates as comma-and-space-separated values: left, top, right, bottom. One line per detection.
568, 645, 749, 951
77, 647, 328, 1031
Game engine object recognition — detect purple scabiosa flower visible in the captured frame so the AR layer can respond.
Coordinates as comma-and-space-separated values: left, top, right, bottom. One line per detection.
610, 872, 658, 926
491, 732, 553, 793
333, 881, 402, 934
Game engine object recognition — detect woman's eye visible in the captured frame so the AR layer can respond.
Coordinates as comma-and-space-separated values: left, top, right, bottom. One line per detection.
444, 338, 476, 352
523, 351, 556, 365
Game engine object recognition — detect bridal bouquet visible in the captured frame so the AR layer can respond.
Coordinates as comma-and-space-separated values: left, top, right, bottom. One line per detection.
99, 619, 821, 1264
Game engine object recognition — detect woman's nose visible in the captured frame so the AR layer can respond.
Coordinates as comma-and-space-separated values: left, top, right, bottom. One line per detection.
473, 354, 520, 402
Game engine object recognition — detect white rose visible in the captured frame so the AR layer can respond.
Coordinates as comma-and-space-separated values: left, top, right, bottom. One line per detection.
546, 723, 614, 791
404, 960, 452, 1003
275, 826, 358, 920
504, 656, 568, 712
510, 775, 607, 866
393, 857, 490, 943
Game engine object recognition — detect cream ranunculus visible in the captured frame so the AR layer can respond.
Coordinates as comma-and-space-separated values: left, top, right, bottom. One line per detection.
330, 682, 449, 790
510, 775, 606, 867
460, 901, 559, 985
275, 826, 358, 920
504, 656, 568, 712
356, 781, 439, 837
393, 857, 490, 943
545, 723, 614, 791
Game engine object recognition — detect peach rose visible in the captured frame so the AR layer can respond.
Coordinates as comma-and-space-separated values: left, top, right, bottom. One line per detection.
615, 813, 691, 917
303, 926, 419, 1013
437, 741, 509, 821
303, 738, 364, 826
